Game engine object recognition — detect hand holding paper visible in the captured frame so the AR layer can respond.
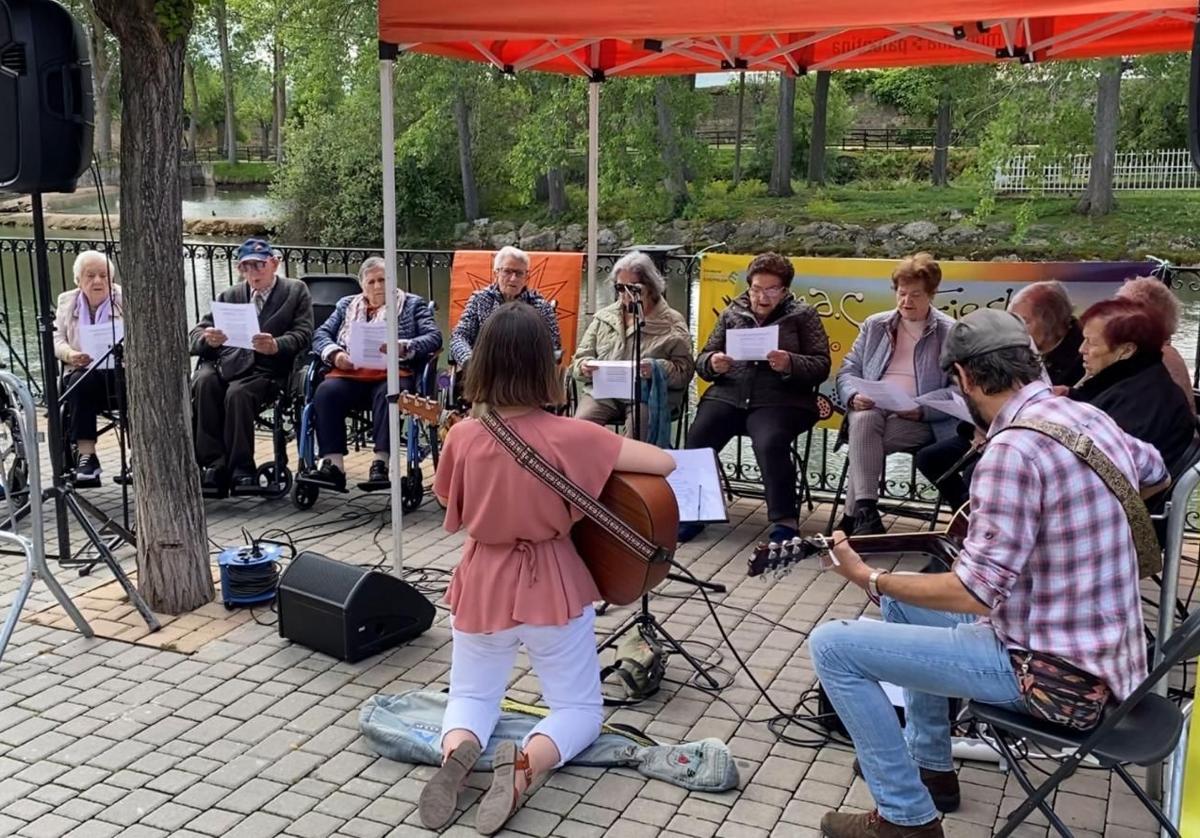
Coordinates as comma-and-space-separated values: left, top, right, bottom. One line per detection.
845, 377, 919, 412
914, 390, 975, 424
590, 360, 636, 400
78, 321, 124, 370
726, 325, 779, 361
210, 302, 260, 351
348, 321, 390, 370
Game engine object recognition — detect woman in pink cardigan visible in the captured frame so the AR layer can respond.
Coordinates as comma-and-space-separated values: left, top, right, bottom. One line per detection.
421, 302, 674, 834
53, 250, 124, 482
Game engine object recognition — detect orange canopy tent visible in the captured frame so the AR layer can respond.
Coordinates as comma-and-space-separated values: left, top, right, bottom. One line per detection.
371, 1, 1198, 581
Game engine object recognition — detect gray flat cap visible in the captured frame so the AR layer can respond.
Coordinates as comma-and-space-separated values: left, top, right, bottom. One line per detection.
939, 308, 1032, 371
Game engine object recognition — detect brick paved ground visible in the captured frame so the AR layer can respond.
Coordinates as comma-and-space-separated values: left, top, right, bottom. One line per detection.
0, 434, 1175, 837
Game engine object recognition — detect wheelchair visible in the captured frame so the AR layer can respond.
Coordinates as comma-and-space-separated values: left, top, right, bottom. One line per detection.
290, 273, 442, 511
197, 375, 297, 501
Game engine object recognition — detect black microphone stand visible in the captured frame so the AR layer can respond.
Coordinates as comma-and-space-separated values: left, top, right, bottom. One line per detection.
627, 287, 645, 442
29, 194, 158, 631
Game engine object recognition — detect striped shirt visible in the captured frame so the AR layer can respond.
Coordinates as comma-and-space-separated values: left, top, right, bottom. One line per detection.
954, 382, 1167, 700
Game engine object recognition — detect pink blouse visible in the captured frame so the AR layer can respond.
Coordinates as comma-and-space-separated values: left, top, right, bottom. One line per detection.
434, 410, 623, 634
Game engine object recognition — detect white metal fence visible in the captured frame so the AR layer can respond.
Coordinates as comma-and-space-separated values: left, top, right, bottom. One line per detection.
994, 149, 1200, 193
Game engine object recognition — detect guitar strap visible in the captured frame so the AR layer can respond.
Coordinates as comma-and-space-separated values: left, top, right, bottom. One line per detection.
479, 411, 666, 563
995, 418, 1162, 578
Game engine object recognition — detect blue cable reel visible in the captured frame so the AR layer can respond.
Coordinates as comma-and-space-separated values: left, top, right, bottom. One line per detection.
217, 543, 284, 608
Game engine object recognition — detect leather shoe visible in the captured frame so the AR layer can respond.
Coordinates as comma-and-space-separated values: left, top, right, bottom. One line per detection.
852, 760, 960, 813
231, 469, 257, 490
200, 466, 226, 491
852, 502, 886, 536
820, 810, 943, 838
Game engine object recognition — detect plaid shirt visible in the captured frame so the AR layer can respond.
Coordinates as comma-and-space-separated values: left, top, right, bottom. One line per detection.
449, 285, 561, 366
954, 382, 1167, 700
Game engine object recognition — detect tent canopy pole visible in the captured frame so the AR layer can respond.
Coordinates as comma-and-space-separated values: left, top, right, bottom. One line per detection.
586, 79, 600, 317
379, 46, 404, 575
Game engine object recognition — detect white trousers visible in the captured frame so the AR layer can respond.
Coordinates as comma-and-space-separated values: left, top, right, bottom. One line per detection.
442, 606, 603, 767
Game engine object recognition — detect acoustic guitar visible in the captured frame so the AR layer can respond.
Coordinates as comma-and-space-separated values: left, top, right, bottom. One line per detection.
747, 505, 970, 579
398, 392, 677, 605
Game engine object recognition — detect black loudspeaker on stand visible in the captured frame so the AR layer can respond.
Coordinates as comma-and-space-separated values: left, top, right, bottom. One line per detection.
0, 1, 157, 630
278, 552, 435, 662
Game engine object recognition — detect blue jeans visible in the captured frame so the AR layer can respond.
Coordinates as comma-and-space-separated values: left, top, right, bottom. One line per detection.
808, 598, 1025, 826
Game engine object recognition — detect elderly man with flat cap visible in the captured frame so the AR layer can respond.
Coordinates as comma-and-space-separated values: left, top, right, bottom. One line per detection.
808, 308, 1169, 838
189, 238, 313, 491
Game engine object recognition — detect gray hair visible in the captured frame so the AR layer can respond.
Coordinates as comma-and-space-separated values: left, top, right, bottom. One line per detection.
493, 246, 530, 271
609, 251, 667, 302
72, 250, 116, 285
1009, 280, 1074, 342
358, 256, 386, 283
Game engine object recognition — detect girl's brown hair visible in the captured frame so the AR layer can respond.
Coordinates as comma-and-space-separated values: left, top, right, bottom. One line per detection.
464, 302, 563, 410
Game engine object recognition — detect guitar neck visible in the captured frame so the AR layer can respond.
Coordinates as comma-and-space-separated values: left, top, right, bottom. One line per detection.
842, 530, 957, 565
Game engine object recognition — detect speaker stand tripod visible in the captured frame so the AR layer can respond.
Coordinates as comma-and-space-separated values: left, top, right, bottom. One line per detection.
29, 194, 159, 632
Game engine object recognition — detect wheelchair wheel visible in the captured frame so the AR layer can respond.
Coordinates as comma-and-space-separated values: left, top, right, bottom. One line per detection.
257, 462, 293, 499
400, 466, 424, 513
292, 479, 319, 510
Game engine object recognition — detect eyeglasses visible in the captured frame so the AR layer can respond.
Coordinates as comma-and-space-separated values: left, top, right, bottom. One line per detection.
615, 283, 644, 294
748, 285, 786, 298
496, 267, 528, 279
240, 260, 271, 272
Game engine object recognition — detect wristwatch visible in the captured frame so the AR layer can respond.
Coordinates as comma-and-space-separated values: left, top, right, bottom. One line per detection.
867, 569, 889, 604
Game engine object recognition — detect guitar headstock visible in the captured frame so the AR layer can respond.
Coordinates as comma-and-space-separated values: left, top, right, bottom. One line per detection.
746, 536, 821, 578
397, 391, 444, 425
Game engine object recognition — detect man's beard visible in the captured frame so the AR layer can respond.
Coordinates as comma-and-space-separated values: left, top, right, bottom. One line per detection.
964, 391, 989, 430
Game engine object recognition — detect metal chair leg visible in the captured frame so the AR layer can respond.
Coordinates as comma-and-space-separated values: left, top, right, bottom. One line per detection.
825, 460, 849, 535
1112, 764, 1181, 838
989, 729, 1076, 838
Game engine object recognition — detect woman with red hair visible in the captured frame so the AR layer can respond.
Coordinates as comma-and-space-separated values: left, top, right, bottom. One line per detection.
1071, 297, 1196, 475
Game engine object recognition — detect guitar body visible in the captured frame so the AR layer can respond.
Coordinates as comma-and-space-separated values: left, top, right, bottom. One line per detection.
572, 471, 678, 606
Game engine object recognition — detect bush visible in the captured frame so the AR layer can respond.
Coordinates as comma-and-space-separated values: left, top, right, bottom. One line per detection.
212, 161, 276, 185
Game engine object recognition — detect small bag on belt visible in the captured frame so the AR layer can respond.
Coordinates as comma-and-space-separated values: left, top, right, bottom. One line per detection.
1009, 649, 1113, 731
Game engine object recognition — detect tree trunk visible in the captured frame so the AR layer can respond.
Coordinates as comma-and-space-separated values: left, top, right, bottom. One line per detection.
214, 0, 236, 165
82, 0, 114, 159
807, 71, 830, 185
654, 79, 689, 211
1076, 59, 1122, 218
769, 74, 796, 197
273, 36, 285, 162
547, 167, 568, 217
932, 96, 952, 187
93, 0, 213, 616
185, 60, 199, 154
453, 88, 479, 221
732, 72, 746, 186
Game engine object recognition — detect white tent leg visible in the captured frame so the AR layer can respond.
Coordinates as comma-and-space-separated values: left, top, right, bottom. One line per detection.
586, 80, 600, 316
380, 56, 404, 575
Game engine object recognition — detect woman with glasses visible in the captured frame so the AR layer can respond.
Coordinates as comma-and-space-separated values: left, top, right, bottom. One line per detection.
833, 253, 957, 536
570, 251, 693, 441
679, 252, 831, 545
448, 246, 561, 368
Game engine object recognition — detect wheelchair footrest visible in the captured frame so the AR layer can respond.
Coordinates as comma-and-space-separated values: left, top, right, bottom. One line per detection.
356, 479, 391, 493
229, 483, 286, 497
70, 476, 102, 490
296, 473, 349, 493
202, 486, 230, 500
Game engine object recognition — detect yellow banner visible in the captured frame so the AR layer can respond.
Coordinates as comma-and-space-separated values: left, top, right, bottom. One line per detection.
697, 254, 1149, 425
1183, 692, 1200, 833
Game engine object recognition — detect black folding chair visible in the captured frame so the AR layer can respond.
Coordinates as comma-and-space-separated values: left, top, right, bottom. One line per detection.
966, 605, 1200, 837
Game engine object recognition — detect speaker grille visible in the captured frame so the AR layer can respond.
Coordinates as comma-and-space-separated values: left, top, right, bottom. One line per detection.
0, 43, 23, 76
279, 552, 367, 606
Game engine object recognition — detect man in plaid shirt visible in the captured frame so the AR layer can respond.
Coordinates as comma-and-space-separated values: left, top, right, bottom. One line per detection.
809, 309, 1169, 838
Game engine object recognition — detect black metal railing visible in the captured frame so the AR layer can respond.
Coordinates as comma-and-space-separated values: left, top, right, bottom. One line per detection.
94, 146, 279, 165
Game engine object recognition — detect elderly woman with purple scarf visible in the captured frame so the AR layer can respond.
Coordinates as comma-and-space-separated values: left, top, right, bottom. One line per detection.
53, 250, 124, 482
308, 256, 442, 490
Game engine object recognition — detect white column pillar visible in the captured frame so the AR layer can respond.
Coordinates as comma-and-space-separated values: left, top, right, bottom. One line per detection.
380, 54, 404, 574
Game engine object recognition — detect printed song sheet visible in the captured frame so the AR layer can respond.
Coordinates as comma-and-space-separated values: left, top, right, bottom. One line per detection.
590, 360, 636, 400
845, 377, 920, 412
348, 321, 390, 369
210, 301, 260, 350
666, 448, 727, 523
78, 321, 124, 370
915, 390, 974, 424
726, 325, 778, 361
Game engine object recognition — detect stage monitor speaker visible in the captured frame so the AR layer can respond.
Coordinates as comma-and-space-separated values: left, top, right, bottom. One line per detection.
0, 0, 94, 194
277, 551, 435, 662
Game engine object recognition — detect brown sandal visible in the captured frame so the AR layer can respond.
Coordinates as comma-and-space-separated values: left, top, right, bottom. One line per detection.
475, 740, 534, 835
419, 739, 482, 830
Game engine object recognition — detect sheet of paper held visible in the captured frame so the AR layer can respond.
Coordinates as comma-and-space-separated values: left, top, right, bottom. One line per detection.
590, 360, 636, 400
915, 390, 974, 424
726, 325, 779, 361
78, 321, 124, 370
665, 448, 727, 523
210, 301, 260, 350
846, 376, 919, 412
348, 321, 390, 369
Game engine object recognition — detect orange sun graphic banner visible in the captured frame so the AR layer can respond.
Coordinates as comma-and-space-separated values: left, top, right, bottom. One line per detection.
449, 250, 583, 365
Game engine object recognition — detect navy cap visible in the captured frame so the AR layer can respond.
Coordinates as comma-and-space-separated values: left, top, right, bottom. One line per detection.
235, 238, 275, 264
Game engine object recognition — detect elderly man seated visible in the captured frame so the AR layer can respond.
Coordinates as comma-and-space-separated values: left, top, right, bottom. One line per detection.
915, 280, 1084, 511
448, 246, 561, 370
835, 253, 955, 535
190, 238, 313, 491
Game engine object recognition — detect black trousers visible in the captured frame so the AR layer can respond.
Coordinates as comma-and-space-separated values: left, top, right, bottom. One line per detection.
62, 368, 123, 443
192, 364, 278, 473
684, 400, 815, 523
314, 375, 415, 456
913, 434, 974, 513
